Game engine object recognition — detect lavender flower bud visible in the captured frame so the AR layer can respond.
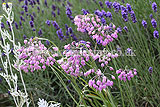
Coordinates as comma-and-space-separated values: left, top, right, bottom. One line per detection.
99, 1, 103, 8
153, 30, 159, 39
23, 35, 27, 39
37, 6, 40, 12
2, 52, 5, 57
52, 11, 56, 17
142, 20, 147, 28
44, 0, 48, 7
71, 33, 78, 41
117, 27, 122, 33
52, 4, 56, 11
101, 17, 106, 25
105, 1, 112, 9
52, 21, 60, 30
148, 67, 153, 73
112, 2, 120, 12
82, 9, 88, 15
24, 0, 28, 5
20, 16, 25, 22
57, 28, 64, 40
24, 5, 28, 12
123, 26, 128, 32
19, 21, 22, 27
122, 0, 125, 3
46, 40, 50, 45
37, 0, 40, 5
68, 27, 73, 34
65, 24, 68, 30
0, 78, 2, 83
20, 11, 24, 15
14, 22, 19, 29
130, 11, 137, 23
149, 14, 153, 19
1, 22, 5, 29
45, 20, 50, 26
30, 15, 34, 21
107, 11, 112, 20
126, 3, 132, 13
38, 29, 42, 36
152, 2, 157, 12
121, 5, 128, 22
151, 19, 157, 28
57, 8, 60, 15
29, 21, 34, 28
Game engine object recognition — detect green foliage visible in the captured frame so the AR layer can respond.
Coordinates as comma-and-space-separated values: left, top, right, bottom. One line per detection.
0, 0, 160, 106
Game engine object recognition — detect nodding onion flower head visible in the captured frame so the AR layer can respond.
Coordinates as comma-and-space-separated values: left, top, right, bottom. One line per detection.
16, 37, 59, 72
88, 69, 114, 91
74, 14, 118, 46
116, 68, 137, 81
58, 41, 92, 77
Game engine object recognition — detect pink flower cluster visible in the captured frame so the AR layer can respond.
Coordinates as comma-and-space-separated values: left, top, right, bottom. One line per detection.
58, 41, 93, 76
116, 68, 137, 81
58, 40, 120, 91
93, 51, 118, 68
87, 69, 114, 91
74, 14, 118, 46
17, 38, 58, 72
